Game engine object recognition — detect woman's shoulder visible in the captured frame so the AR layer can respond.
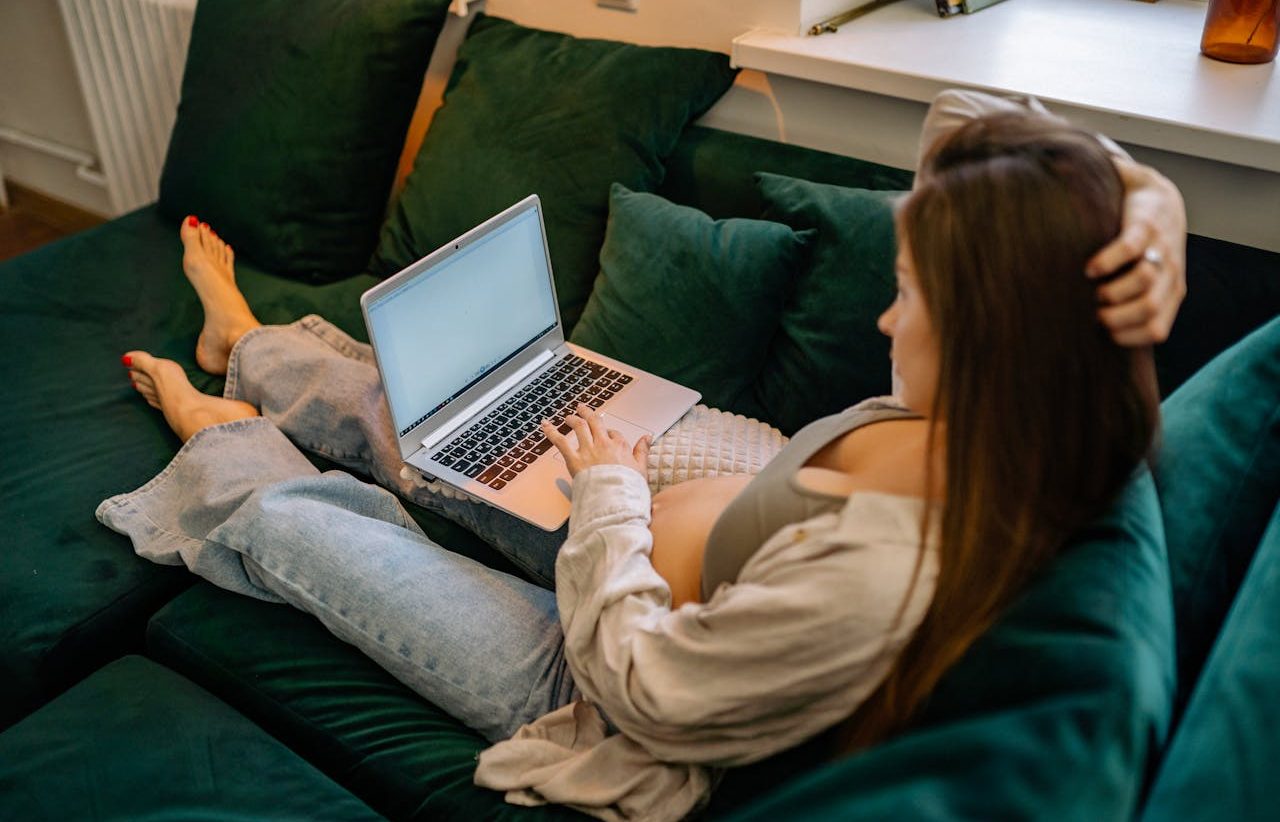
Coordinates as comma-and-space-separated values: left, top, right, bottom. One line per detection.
800, 414, 937, 502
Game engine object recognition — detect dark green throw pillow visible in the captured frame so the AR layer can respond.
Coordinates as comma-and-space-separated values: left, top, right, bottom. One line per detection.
1141, 502, 1280, 822
755, 173, 902, 435
729, 469, 1175, 821
159, 0, 451, 283
570, 184, 811, 416
369, 15, 738, 332
1153, 313, 1280, 713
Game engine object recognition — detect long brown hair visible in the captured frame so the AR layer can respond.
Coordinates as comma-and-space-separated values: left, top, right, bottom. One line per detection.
839, 113, 1161, 750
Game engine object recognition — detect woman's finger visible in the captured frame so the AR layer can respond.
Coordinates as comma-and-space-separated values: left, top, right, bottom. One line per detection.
1095, 260, 1158, 306
633, 434, 652, 465
580, 403, 609, 444
1087, 219, 1154, 279
541, 420, 582, 475
1097, 287, 1164, 334
564, 413, 591, 449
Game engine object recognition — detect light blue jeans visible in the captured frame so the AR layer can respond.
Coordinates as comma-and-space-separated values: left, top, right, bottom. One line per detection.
97, 316, 580, 742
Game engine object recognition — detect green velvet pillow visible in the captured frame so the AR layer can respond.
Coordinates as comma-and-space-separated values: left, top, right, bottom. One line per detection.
570, 184, 810, 417
728, 469, 1175, 821
754, 173, 902, 435
369, 15, 737, 332
0, 657, 380, 820
158, 0, 451, 283
1141, 502, 1280, 821
1152, 314, 1280, 713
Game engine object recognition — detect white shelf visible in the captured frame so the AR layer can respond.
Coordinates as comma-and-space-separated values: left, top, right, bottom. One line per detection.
732, 0, 1280, 174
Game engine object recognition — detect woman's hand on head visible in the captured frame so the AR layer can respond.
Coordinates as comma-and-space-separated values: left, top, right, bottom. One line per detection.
1087, 157, 1188, 347
543, 404, 651, 479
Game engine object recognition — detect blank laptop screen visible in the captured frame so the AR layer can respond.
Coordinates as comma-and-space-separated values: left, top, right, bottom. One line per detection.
365, 207, 558, 437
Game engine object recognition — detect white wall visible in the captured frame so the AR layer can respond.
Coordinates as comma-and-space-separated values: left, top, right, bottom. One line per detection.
488, 0, 1280, 253
2, 0, 1276, 252
485, 0, 798, 50
0, 0, 110, 214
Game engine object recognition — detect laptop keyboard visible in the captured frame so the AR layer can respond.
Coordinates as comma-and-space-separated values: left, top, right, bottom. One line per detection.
429, 354, 634, 491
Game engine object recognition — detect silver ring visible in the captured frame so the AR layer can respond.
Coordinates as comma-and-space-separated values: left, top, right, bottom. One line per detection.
1142, 247, 1163, 267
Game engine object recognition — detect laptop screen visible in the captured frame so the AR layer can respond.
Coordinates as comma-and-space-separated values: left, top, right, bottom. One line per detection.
365, 206, 558, 437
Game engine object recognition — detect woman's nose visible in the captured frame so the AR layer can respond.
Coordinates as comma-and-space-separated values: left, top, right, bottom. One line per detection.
877, 303, 896, 336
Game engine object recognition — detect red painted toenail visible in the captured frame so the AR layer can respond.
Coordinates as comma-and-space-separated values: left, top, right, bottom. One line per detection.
121, 355, 132, 367
200, 222, 209, 229
187, 216, 198, 227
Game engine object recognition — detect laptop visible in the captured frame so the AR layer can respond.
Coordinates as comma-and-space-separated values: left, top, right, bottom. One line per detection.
361, 195, 700, 531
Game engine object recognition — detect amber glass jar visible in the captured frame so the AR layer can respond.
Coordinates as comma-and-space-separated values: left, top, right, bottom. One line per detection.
1201, 0, 1280, 64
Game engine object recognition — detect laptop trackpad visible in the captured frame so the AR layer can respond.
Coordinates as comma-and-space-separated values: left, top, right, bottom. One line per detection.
551, 413, 655, 464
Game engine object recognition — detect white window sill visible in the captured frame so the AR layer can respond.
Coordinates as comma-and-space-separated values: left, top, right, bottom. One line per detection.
731, 0, 1280, 174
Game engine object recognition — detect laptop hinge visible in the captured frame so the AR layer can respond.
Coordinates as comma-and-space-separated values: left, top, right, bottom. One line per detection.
420, 349, 556, 452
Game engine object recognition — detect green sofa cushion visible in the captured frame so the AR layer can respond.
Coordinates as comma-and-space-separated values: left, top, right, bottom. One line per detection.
657, 125, 915, 221
369, 14, 737, 332
0, 656, 380, 820
754, 174, 901, 434
159, 0, 450, 283
1153, 314, 1280, 713
146, 583, 584, 821
0, 205, 508, 732
727, 469, 1174, 821
570, 184, 810, 417
1141, 501, 1280, 821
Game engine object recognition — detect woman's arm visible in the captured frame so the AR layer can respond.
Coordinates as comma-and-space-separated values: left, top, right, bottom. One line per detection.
554, 465, 929, 765
544, 408, 931, 765
1087, 158, 1188, 346
920, 89, 1187, 347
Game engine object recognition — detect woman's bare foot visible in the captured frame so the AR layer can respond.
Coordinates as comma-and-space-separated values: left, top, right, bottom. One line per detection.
180, 216, 260, 375
123, 351, 259, 442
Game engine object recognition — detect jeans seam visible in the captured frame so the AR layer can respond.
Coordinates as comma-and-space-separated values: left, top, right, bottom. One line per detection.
97, 417, 274, 517
223, 325, 275, 401
297, 314, 372, 364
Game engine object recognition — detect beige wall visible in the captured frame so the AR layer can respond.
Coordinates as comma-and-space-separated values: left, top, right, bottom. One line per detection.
2, 0, 1276, 251
0, 0, 110, 215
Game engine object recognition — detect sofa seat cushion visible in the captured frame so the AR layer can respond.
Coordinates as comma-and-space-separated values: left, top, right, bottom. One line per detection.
0, 205, 509, 731
1141, 501, 1280, 820
159, 0, 453, 283
369, 14, 737, 332
1154, 314, 1280, 713
146, 582, 584, 821
0, 655, 380, 820
725, 469, 1175, 821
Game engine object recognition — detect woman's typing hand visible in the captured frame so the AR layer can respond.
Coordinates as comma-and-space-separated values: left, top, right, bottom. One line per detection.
1087, 157, 1188, 347
543, 403, 651, 479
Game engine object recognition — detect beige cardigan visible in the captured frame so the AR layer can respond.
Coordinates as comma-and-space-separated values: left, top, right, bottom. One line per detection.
475, 464, 938, 821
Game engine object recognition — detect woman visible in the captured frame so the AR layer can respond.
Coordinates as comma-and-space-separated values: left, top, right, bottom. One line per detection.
100, 109, 1174, 819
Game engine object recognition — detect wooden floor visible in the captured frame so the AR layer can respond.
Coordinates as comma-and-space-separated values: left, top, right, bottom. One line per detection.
0, 182, 105, 263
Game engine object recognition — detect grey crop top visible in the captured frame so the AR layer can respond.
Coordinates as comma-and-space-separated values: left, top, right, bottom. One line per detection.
700, 398, 921, 600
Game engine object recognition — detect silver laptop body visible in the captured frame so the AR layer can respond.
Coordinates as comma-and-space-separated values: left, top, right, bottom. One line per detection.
361, 194, 699, 531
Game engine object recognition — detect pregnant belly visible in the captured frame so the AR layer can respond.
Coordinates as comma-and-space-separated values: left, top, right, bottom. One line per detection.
649, 475, 753, 608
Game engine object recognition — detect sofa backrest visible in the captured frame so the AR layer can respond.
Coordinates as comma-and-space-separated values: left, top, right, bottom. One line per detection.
716, 468, 1175, 821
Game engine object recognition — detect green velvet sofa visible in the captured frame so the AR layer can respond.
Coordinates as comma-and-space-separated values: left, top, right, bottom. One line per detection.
2, 4, 1279, 820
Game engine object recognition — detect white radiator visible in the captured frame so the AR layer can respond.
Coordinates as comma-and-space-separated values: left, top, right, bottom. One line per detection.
58, 0, 196, 216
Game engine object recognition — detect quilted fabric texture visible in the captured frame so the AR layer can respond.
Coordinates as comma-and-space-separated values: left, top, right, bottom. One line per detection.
159, 0, 450, 283
571, 185, 811, 418
369, 14, 737, 331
